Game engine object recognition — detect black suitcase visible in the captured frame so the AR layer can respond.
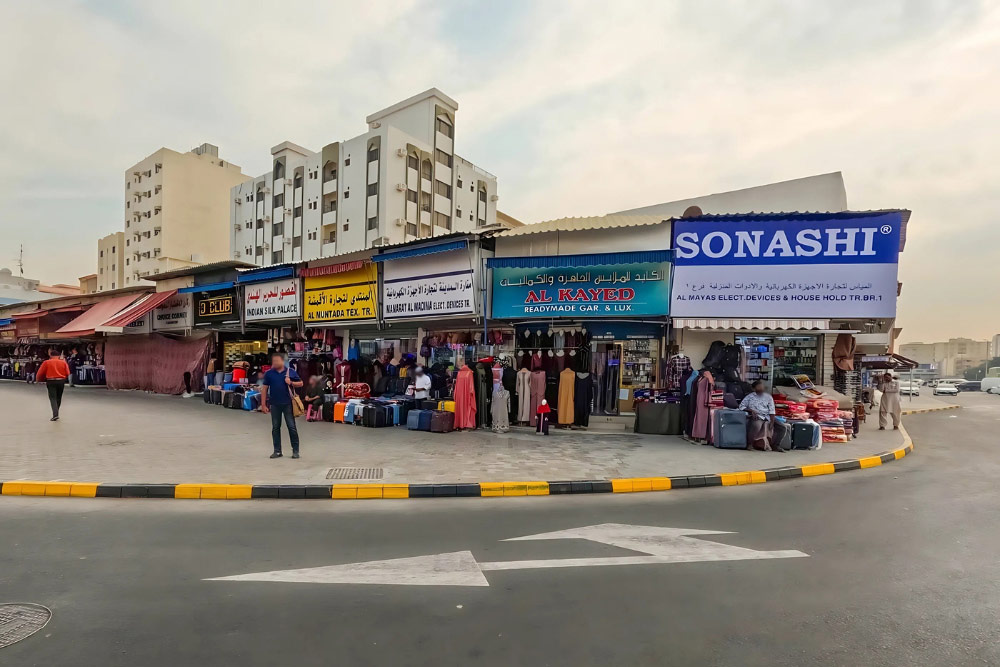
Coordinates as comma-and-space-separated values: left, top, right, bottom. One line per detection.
224, 392, 243, 409
373, 406, 389, 428
772, 420, 792, 451
211, 388, 223, 405
203, 388, 212, 404
322, 402, 335, 422
362, 405, 376, 427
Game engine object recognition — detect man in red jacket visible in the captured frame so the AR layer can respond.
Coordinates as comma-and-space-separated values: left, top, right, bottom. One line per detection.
36, 348, 70, 421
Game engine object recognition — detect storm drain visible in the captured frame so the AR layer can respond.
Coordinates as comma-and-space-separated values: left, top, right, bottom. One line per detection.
327, 467, 383, 480
0, 603, 51, 649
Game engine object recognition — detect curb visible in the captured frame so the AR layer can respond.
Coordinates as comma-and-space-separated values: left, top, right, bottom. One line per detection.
901, 404, 960, 416
0, 425, 915, 500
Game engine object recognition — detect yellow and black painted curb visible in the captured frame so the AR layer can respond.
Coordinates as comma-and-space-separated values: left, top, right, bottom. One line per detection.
901, 404, 960, 416
0, 428, 915, 500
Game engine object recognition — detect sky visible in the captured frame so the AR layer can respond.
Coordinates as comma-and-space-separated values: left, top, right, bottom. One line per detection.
0, 0, 998, 343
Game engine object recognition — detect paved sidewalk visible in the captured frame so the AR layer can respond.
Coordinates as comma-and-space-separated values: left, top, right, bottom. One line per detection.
0, 383, 906, 485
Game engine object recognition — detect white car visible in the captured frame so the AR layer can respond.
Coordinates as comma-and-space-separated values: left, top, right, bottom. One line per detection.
987, 386, 1000, 395
899, 381, 920, 396
934, 382, 959, 396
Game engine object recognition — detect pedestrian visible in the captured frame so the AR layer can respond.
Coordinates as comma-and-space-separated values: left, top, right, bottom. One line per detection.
35, 348, 71, 421
411, 365, 432, 401
877, 370, 901, 430
739, 380, 782, 451
259, 352, 304, 459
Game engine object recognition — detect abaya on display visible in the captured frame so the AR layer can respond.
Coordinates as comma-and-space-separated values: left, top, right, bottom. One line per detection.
515, 368, 532, 423
573, 372, 594, 427
529, 370, 546, 427
491, 387, 511, 433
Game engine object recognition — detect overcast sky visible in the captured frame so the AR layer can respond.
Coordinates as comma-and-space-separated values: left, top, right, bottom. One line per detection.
1, 0, 997, 343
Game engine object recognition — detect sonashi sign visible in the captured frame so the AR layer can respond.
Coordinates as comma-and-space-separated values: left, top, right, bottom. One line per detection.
670, 212, 902, 318
492, 262, 670, 318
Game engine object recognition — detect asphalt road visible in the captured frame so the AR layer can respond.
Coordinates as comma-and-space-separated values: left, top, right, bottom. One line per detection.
2, 392, 999, 666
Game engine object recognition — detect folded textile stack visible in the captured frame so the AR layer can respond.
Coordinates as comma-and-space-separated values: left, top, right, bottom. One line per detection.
774, 397, 809, 422
709, 390, 724, 408
806, 398, 839, 422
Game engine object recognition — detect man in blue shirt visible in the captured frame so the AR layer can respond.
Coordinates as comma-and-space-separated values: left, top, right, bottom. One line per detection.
259, 352, 304, 459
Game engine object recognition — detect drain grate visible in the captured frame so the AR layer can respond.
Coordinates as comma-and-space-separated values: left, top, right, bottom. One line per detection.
0, 603, 51, 649
327, 467, 383, 480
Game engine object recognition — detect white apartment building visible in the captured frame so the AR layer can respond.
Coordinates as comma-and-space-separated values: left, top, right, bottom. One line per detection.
123, 143, 247, 284
231, 89, 498, 266
97, 231, 125, 292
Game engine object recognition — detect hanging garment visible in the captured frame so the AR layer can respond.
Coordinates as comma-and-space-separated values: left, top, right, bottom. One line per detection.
475, 362, 491, 428
529, 370, 547, 427
833, 334, 857, 371
558, 367, 576, 425
492, 365, 503, 390
554, 351, 567, 372
491, 387, 511, 433
530, 352, 544, 371
502, 366, 518, 421
552, 330, 565, 349
516, 368, 533, 423
666, 355, 692, 390
574, 372, 594, 427
453, 366, 477, 429
691, 371, 715, 440
604, 362, 620, 414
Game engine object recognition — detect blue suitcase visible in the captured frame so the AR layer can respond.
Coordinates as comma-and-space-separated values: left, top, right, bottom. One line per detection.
385, 403, 400, 425
406, 409, 425, 430
243, 391, 260, 411
713, 408, 747, 449
344, 402, 358, 424
418, 409, 433, 431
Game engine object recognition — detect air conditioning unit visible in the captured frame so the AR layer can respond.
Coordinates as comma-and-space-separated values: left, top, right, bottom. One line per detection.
490, 194, 499, 202
394, 218, 404, 227
263, 215, 271, 223
284, 207, 293, 217
396, 148, 407, 158
263, 186, 271, 194
234, 223, 242, 231
283, 237, 292, 246
370, 236, 390, 246
234, 250, 242, 258
395, 183, 407, 192
263, 242, 270, 250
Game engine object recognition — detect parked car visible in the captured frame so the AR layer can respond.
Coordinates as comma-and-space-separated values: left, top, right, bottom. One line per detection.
957, 381, 981, 392
934, 382, 959, 396
898, 381, 920, 396
987, 385, 1000, 395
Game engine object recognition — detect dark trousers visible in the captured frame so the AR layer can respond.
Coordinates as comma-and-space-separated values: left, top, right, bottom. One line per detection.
270, 403, 300, 454
46, 379, 66, 418
536, 412, 550, 435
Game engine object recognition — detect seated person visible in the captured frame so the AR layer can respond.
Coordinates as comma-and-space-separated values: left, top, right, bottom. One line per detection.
738, 380, 782, 452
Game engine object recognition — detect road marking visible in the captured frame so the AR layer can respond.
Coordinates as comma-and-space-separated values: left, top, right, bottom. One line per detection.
206, 523, 807, 587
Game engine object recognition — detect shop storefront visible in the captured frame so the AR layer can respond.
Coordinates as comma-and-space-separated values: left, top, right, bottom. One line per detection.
239, 267, 303, 356
489, 249, 671, 416
301, 260, 378, 359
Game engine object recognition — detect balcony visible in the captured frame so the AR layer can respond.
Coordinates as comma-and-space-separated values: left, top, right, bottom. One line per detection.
322, 178, 337, 196
322, 210, 337, 226
321, 241, 337, 257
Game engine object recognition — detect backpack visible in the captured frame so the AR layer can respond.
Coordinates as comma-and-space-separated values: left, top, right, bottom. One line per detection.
702, 341, 727, 369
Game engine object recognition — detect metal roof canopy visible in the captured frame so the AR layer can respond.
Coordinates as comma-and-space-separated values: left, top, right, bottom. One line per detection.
499, 214, 667, 237
487, 249, 670, 269
373, 240, 468, 263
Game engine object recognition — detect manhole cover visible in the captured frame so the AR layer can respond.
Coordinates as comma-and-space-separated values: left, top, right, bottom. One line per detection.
0, 603, 51, 649
327, 467, 383, 480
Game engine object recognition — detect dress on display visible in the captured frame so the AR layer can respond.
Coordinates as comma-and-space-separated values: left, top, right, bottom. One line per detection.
604, 361, 620, 414
516, 368, 533, 423
573, 372, 594, 427
491, 387, 511, 433
691, 371, 714, 440
529, 370, 547, 427
558, 367, 576, 425
475, 363, 491, 428
453, 366, 477, 429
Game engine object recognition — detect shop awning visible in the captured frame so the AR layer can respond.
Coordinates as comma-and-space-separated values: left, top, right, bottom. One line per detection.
237, 266, 294, 284
0, 318, 12, 327
673, 318, 832, 331
373, 240, 467, 263
487, 249, 671, 269
178, 281, 234, 294
300, 260, 365, 277
859, 353, 918, 370
52, 294, 144, 338
98, 290, 177, 331
12, 309, 50, 319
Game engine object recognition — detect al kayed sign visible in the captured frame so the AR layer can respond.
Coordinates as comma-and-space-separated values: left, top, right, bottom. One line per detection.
244, 278, 300, 322
670, 212, 902, 318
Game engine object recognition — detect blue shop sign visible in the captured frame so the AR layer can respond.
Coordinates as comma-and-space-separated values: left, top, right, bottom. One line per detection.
492, 262, 670, 318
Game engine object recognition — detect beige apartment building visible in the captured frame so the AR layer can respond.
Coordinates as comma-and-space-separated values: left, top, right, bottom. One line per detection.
899, 338, 991, 377
121, 143, 246, 285
97, 231, 125, 292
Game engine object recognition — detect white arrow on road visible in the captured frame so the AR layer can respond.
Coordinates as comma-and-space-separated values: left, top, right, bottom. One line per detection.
206, 523, 808, 587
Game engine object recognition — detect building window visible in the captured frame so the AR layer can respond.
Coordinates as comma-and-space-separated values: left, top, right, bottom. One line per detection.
406, 189, 418, 203
421, 192, 431, 212
457, 178, 463, 189
293, 174, 303, 189
273, 193, 284, 208
154, 228, 160, 236
343, 223, 349, 232
436, 118, 453, 138
367, 147, 379, 163
99, 250, 104, 258
272, 250, 283, 264
273, 222, 284, 236
324, 163, 337, 182
111, 282, 115, 289
479, 189, 487, 202
111, 263, 115, 271
294, 206, 302, 218
367, 216, 378, 231
435, 180, 452, 198
256, 189, 264, 202
421, 160, 432, 180
407, 155, 418, 171
367, 183, 378, 196
256, 246, 263, 257
406, 222, 417, 237
456, 208, 462, 219
155, 163, 161, 173
273, 161, 285, 180
344, 190, 350, 199
328, 230, 336, 243
324, 200, 337, 213
126, 239, 130, 246
99, 268, 103, 274
292, 236, 302, 249
344, 157, 351, 167
256, 218, 263, 229
434, 212, 452, 230
435, 149, 452, 168
469, 214, 473, 221
126, 258, 129, 266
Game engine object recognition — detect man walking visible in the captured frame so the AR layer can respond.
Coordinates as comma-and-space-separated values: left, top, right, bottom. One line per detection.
876, 370, 902, 430
35, 348, 70, 421
259, 352, 304, 459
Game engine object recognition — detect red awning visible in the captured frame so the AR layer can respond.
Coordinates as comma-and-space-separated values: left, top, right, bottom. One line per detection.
100, 290, 177, 330
52, 294, 147, 338
301, 260, 365, 278
12, 309, 50, 319
51, 305, 87, 314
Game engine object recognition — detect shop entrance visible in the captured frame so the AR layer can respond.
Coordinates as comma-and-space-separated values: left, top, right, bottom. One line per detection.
591, 338, 661, 415
736, 335, 819, 389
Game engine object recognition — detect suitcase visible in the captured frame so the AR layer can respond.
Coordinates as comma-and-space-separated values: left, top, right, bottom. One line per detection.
223, 383, 242, 392
772, 420, 792, 451
406, 409, 425, 430
344, 402, 359, 424
385, 403, 400, 425
210, 388, 223, 405
438, 400, 456, 412
242, 391, 260, 411
223, 372, 233, 384
203, 388, 212, 404
334, 401, 347, 423
418, 409, 433, 431
373, 405, 389, 428
792, 422, 822, 450
430, 410, 455, 433
712, 408, 747, 449
418, 399, 437, 410
362, 405, 377, 427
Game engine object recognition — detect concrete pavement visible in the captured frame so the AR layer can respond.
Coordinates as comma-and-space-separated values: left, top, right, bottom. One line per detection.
0, 396, 998, 665
0, 382, 911, 485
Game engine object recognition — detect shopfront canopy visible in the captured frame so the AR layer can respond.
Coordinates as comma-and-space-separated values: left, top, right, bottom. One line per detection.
52, 294, 144, 338
487, 249, 671, 270
373, 240, 468, 263
673, 318, 835, 332
98, 290, 177, 332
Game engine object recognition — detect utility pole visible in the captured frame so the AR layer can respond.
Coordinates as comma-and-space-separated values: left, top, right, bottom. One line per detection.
16, 244, 24, 276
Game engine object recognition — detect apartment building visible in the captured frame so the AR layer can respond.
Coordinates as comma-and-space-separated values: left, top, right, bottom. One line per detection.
123, 143, 247, 284
97, 232, 125, 292
231, 89, 499, 266
899, 338, 992, 377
